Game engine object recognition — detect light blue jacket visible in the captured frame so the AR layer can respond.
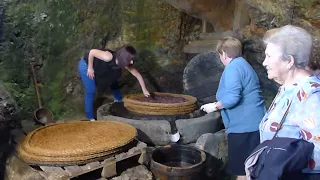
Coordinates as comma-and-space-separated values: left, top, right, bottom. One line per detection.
216, 57, 266, 133
260, 76, 320, 173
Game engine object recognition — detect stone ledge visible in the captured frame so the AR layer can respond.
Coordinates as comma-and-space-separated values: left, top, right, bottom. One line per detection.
100, 114, 172, 146
176, 112, 222, 144
183, 40, 219, 54
97, 103, 222, 145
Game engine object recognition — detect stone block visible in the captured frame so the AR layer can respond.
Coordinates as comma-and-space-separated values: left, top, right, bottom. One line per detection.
195, 129, 228, 163
176, 112, 222, 144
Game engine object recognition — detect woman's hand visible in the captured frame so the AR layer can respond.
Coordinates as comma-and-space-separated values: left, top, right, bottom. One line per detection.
200, 102, 218, 113
87, 67, 95, 79
126, 66, 150, 97
143, 89, 150, 97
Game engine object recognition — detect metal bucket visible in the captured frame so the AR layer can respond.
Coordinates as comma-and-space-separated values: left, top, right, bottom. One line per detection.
150, 144, 206, 180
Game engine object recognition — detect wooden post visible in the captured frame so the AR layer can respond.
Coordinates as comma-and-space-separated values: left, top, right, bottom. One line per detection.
138, 150, 148, 164
202, 20, 207, 33
101, 157, 117, 178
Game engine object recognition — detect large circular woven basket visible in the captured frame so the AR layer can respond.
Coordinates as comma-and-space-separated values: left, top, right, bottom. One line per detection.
17, 121, 137, 166
123, 92, 197, 115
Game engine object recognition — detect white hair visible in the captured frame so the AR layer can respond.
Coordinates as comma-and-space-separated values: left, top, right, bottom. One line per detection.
263, 25, 312, 69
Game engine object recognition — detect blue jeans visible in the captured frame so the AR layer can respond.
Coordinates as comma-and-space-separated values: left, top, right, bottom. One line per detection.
78, 59, 122, 119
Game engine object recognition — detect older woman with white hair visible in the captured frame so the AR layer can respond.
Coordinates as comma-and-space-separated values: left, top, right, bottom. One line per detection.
260, 25, 320, 179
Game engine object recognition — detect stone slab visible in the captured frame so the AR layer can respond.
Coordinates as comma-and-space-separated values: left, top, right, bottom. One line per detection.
176, 112, 222, 144
101, 115, 172, 145
195, 129, 228, 163
183, 40, 219, 54
199, 30, 243, 40
97, 103, 222, 145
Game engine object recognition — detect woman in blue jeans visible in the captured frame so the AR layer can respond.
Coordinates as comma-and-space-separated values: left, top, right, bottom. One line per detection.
78, 45, 150, 121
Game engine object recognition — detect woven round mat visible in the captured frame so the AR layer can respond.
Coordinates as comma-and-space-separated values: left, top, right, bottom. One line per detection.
17, 121, 137, 165
123, 92, 197, 115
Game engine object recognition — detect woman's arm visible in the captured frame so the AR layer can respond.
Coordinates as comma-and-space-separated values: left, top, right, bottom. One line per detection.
87, 49, 113, 79
126, 66, 150, 97
218, 67, 242, 109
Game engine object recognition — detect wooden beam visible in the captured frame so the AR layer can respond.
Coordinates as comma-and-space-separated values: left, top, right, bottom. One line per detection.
101, 157, 117, 178
39, 166, 69, 179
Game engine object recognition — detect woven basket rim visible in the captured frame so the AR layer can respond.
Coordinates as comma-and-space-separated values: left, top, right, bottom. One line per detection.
17, 140, 137, 166
123, 92, 197, 107
17, 141, 122, 163
18, 121, 137, 157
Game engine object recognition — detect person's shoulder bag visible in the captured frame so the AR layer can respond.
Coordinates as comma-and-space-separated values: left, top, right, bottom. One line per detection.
245, 92, 315, 180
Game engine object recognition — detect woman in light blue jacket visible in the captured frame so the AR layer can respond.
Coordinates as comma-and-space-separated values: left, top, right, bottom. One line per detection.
201, 36, 266, 180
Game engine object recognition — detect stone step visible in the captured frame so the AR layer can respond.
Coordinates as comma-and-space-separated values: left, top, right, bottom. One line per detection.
199, 30, 243, 40
183, 40, 219, 54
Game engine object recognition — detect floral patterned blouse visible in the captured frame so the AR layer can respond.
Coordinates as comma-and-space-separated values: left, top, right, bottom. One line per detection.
259, 75, 320, 173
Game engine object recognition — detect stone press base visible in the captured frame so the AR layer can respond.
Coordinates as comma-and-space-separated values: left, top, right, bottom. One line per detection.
97, 103, 222, 146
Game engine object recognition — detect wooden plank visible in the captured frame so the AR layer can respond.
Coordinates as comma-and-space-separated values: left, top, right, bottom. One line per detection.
64, 165, 83, 176
80, 161, 100, 170
40, 166, 69, 179
138, 150, 148, 164
38, 171, 50, 180
39, 142, 146, 179
67, 161, 103, 178
115, 149, 142, 162
10, 129, 26, 143
101, 158, 117, 178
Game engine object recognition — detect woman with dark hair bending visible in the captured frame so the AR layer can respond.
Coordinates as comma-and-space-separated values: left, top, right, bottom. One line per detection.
78, 45, 150, 121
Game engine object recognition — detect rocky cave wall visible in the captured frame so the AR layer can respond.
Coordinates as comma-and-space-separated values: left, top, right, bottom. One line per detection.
165, 0, 320, 105
0, 0, 202, 121
0, 0, 319, 121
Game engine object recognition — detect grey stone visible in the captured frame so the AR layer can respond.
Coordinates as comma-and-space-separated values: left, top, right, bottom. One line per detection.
111, 165, 152, 180
199, 30, 244, 41
195, 129, 228, 163
183, 40, 219, 54
162, 0, 245, 31
1, 82, 19, 178
137, 141, 147, 149
97, 103, 222, 145
0, 82, 18, 123
176, 112, 222, 144
183, 51, 224, 104
4, 155, 44, 180
99, 114, 172, 146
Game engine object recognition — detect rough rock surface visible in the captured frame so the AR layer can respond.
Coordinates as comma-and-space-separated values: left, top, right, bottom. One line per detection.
195, 130, 229, 180
183, 51, 224, 104
4, 155, 44, 180
0, 82, 19, 178
195, 129, 228, 164
164, 0, 319, 99
97, 103, 222, 145
111, 165, 153, 180
0, 82, 18, 123
162, 0, 250, 31
162, 0, 235, 31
